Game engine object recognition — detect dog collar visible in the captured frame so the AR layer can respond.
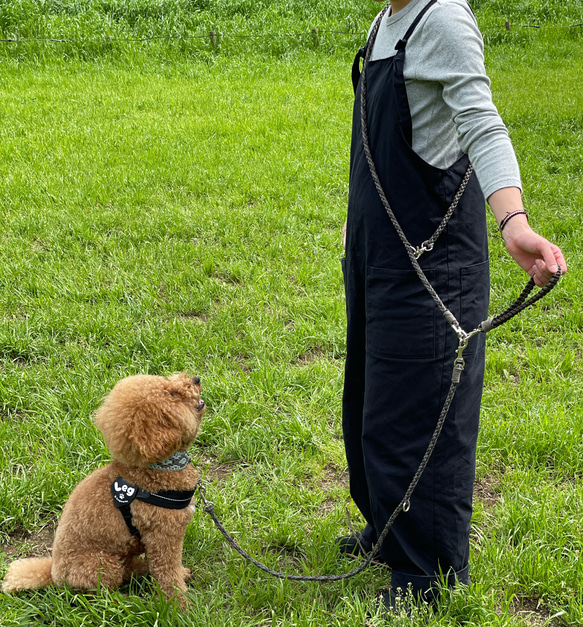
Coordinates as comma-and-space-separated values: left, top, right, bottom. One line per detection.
149, 450, 191, 471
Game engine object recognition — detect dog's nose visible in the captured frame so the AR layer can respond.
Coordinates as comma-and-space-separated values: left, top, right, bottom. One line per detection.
192, 376, 201, 385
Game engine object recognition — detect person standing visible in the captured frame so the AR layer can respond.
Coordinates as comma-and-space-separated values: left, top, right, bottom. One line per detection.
339, 0, 567, 612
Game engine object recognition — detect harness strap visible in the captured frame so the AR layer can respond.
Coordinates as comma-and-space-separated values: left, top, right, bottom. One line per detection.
118, 503, 141, 537
111, 477, 195, 539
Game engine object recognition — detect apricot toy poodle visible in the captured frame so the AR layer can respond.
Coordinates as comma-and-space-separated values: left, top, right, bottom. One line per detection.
2, 373, 207, 606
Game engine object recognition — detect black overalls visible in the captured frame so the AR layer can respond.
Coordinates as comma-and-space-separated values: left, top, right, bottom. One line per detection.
342, 0, 489, 596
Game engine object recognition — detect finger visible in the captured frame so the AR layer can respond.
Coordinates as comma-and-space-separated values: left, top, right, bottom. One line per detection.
536, 258, 553, 275
529, 263, 538, 277
552, 247, 567, 274
532, 260, 545, 287
539, 242, 559, 273
534, 258, 557, 287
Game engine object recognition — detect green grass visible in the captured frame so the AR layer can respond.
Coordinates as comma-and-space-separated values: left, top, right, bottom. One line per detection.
0, 0, 369, 62
1, 1, 583, 625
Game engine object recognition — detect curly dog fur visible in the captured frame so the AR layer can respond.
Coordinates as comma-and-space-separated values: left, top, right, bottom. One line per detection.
2, 373, 206, 605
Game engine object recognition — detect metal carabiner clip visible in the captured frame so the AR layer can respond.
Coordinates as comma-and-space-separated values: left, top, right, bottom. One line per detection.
452, 337, 469, 384
413, 241, 435, 260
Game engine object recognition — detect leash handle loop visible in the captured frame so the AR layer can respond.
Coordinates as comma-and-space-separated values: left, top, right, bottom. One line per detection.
475, 266, 562, 336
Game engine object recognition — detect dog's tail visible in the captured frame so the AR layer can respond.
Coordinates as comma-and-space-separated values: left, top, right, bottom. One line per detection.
2, 557, 53, 593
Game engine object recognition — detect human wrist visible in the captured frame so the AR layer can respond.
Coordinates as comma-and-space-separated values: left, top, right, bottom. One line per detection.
500, 213, 531, 244
499, 210, 528, 233
488, 187, 524, 229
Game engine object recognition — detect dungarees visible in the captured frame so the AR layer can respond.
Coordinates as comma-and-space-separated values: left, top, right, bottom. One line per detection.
342, 0, 489, 595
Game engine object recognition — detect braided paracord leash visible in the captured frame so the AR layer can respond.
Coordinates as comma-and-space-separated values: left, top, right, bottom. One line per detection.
195, 256, 559, 583
196, 359, 460, 583
195, 4, 562, 582
359, 6, 561, 344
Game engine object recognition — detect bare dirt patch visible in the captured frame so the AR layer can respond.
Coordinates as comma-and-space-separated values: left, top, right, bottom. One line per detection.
0, 409, 29, 423
2, 522, 56, 560
511, 596, 561, 627
294, 348, 327, 366
175, 311, 209, 322
316, 465, 349, 516
319, 465, 349, 492
474, 474, 500, 509
195, 456, 250, 484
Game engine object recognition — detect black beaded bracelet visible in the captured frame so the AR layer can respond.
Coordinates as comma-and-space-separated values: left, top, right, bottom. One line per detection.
499, 210, 528, 233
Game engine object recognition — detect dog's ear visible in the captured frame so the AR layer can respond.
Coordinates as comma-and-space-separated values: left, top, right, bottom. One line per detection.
94, 376, 186, 467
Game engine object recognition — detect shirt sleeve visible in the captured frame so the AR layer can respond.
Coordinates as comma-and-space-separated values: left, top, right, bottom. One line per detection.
410, 1, 522, 199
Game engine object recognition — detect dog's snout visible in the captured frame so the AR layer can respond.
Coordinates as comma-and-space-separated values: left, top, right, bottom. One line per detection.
192, 376, 201, 385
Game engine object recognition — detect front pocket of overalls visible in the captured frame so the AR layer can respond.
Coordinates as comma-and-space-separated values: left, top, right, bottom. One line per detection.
365, 266, 436, 359
460, 260, 490, 355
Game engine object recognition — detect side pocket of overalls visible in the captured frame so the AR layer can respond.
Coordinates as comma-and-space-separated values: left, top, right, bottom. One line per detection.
365, 266, 436, 359
460, 260, 490, 355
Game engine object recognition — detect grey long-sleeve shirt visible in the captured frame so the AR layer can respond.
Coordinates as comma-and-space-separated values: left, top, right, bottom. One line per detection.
369, 0, 522, 200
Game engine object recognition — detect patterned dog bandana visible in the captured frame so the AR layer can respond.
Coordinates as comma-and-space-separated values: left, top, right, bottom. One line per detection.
149, 450, 191, 471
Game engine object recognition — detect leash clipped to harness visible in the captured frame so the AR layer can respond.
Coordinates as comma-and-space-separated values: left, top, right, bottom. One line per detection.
195, 3, 563, 583
195, 479, 378, 582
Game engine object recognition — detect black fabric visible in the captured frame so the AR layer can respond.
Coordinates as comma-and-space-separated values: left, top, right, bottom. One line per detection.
352, 47, 366, 95
343, 2, 489, 595
138, 488, 196, 509
118, 503, 141, 537
111, 477, 195, 538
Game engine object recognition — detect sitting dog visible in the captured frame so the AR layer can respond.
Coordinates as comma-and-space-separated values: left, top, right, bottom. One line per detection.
2, 373, 206, 606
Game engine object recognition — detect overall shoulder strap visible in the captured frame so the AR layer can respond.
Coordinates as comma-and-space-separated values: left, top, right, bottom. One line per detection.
395, 0, 438, 50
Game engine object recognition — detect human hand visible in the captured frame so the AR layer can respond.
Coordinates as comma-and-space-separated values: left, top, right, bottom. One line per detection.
488, 187, 567, 287
503, 226, 567, 287
342, 220, 347, 250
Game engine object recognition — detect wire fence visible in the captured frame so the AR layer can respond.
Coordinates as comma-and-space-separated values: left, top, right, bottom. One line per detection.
504, 21, 583, 30
0, 30, 351, 45
0, 21, 582, 47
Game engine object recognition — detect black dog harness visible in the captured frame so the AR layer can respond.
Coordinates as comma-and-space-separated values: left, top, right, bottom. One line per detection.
111, 477, 195, 538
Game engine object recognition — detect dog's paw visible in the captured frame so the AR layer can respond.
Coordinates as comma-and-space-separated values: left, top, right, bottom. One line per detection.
168, 587, 191, 610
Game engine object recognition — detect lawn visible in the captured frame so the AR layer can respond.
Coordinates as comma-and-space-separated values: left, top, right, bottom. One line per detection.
0, 1, 582, 625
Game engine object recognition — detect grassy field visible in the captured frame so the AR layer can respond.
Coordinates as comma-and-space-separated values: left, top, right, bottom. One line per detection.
0, 1, 582, 625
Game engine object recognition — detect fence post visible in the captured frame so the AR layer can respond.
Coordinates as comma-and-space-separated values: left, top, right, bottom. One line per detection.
311, 28, 319, 48
210, 30, 219, 49
505, 21, 511, 32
